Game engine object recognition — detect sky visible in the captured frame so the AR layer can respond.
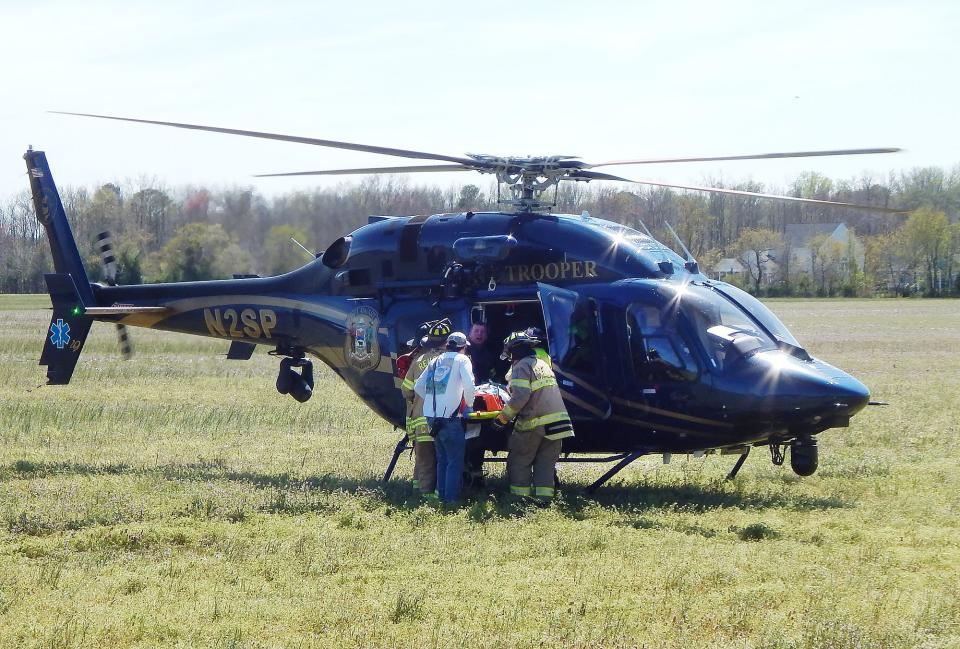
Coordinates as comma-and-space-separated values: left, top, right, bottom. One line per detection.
1, 0, 958, 203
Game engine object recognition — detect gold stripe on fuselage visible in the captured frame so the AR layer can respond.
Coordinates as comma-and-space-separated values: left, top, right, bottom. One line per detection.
558, 389, 609, 418
118, 295, 396, 376
609, 414, 727, 437
610, 396, 733, 429
555, 368, 607, 400
117, 295, 343, 329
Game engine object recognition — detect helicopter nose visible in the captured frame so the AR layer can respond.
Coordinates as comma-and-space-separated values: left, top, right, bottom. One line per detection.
819, 375, 870, 416
751, 352, 870, 418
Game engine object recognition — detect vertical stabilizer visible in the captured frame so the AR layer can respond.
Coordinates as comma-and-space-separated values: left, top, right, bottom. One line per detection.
38, 273, 94, 384
24, 149, 95, 305
25, 149, 96, 384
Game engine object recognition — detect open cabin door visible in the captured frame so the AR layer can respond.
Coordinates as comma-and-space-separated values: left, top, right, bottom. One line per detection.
537, 283, 612, 421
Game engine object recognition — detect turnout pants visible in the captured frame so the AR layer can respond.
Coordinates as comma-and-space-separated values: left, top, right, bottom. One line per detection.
413, 439, 437, 495
507, 426, 562, 498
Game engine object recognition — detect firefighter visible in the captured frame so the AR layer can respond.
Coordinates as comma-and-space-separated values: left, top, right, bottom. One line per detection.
400, 318, 452, 498
494, 331, 574, 500
398, 320, 432, 443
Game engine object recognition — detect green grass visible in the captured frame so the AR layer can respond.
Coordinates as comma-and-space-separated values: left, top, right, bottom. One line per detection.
1, 296, 958, 648
0, 294, 49, 311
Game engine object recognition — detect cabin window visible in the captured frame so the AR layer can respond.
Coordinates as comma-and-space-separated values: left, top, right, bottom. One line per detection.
427, 246, 448, 273
347, 268, 371, 286
626, 303, 698, 382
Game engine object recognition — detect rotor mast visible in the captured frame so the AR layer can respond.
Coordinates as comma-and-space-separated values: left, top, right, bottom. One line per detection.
471, 154, 581, 212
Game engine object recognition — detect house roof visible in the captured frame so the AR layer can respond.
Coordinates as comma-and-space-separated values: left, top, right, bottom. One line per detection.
715, 258, 746, 273
784, 223, 842, 247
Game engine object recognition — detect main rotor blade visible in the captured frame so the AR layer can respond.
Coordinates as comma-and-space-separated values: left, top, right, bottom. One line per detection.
571, 171, 910, 214
51, 111, 480, 166
254, 164, 473, 178
587, 147, 901, 168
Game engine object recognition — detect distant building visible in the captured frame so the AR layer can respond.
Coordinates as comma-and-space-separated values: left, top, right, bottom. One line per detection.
713, 257, 746, 280
739, 251, 781, 287
782, 223, 863, 276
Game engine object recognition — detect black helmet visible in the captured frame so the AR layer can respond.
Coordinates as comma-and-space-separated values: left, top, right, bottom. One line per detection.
501, 330, 540, 360
425, 318, 453, 345
406, 320, 434, 349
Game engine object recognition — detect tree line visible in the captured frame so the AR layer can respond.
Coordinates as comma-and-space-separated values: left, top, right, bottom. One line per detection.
1, 167, 958, 296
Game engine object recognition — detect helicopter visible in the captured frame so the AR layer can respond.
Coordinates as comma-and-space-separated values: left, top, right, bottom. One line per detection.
26, 112, 904, 492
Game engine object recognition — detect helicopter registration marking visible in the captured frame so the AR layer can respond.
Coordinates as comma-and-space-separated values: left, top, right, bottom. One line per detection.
203, 308, 277, 339
502, 261, 597, 283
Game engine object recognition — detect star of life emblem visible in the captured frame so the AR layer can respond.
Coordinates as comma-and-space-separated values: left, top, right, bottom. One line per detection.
50, 318, 71, 349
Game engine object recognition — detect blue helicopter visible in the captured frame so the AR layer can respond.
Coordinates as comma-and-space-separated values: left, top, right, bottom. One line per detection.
27, 113, 903, 491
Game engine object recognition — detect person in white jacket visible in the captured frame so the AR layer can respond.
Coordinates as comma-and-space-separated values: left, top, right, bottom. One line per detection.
414, 331, 476, 503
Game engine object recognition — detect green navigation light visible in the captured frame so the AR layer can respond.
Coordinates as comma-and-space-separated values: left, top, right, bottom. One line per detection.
71, 305, 83, 316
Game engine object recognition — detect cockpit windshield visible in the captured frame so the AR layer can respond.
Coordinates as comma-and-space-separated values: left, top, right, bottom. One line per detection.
591, 221, 687, 261
711, 282, 804, 349
676, 284, 779, 371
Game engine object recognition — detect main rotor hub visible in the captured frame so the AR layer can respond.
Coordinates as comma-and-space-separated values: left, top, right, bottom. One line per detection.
466, 154, 588, 211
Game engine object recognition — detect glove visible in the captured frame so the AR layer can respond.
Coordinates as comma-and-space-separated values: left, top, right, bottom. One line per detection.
462, 406, 474, 419
491, 413, 510, 433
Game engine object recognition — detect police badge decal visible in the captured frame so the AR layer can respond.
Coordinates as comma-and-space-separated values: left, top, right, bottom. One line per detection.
344, 305, 381, 372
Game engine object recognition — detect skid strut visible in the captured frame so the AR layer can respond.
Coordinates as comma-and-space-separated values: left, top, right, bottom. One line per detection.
382, 435, 411, 483
585, 451, 645, 494
725, 447, 751, 481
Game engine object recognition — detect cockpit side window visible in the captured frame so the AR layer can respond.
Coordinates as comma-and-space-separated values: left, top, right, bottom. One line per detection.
559, 301, 599, 376
541, 289, 602, 378
626, 303, 698, 382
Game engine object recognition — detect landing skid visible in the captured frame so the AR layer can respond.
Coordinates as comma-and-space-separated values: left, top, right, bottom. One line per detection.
382, 438, 648, 494
483, 450, 647, 493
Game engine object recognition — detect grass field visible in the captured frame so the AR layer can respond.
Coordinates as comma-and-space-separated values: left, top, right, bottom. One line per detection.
0, 294, 958, 648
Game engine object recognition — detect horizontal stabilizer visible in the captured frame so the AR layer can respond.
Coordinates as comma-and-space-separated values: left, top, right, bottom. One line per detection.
83, 305, 169, 316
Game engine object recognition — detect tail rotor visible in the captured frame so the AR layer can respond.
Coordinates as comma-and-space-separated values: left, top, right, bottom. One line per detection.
95, 230, 133, 359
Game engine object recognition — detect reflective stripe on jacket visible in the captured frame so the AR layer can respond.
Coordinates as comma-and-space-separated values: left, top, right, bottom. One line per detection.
502, 355, 574, 440
401, 348, 440, 441
505, 347, 552, 383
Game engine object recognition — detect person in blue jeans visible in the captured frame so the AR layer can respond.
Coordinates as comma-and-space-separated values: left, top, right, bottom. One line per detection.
432, 416, 467, 503
415, 331, 476, 504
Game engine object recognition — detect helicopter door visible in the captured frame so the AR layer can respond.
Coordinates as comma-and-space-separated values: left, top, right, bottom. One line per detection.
537, 283, 612, 421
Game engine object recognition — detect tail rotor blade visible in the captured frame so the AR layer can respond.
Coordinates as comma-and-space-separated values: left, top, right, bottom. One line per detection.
116, 324, 133, 360
96, 230, 134, 359
95, 231, 117, 284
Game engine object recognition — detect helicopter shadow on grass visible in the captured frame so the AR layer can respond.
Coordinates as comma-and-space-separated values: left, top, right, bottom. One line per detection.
478, 477, 850, 525
4, 458, 850, 524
